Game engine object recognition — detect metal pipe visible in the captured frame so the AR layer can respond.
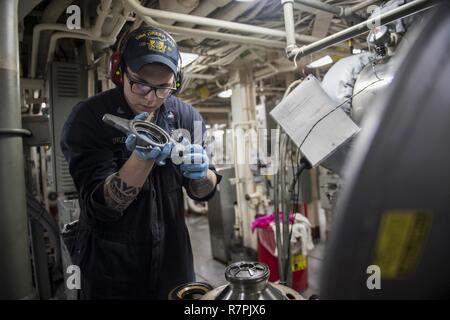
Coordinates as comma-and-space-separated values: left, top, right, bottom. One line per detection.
232, 121, 256, 246
295, 0, 342, 16
196, 107, 230, 113
344, 0, 381, 16
32, 0, 120, 77
42, 0, 75, 22
295, 0, 364, 21
30, 23, 90, 77
279, 134, 288, 285
290, 0, 437, 60
83, 3, 96, 98
0, 0, 35, 299
126, 0, 294, 39
140, 15, 287, 49
124, 0, 319, 44
254, 64, 297, 82
93, 0, 113, 36
46, 6, 131, 64
184, 72, 216, 80
282, 0, 297, 52
46, 32, 114, 64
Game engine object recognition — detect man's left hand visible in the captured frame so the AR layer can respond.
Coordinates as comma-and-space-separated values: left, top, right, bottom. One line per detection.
180, 144, 209, 180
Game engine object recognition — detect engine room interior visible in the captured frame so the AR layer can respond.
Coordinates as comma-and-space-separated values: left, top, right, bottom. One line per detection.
0, 0, 449, 305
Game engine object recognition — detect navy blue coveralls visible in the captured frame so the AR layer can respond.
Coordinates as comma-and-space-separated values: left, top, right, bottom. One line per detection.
60, 87, 221, 299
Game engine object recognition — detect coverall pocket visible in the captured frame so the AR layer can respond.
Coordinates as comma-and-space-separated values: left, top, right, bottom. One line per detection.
88, 234, 144, 299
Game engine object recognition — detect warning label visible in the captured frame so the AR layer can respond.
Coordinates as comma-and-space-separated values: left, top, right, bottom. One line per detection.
292, 254, 307, 272
373, 210, 432, 279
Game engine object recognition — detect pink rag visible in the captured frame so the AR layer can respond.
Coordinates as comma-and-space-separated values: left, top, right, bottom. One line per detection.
251, 212, 294, 232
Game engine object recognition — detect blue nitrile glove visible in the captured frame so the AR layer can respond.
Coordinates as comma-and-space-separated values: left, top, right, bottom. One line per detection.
180, 144, 209, 180
125, 112, 173, 165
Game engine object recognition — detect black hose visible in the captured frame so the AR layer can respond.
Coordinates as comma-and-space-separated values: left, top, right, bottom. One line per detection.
26, 192, 62, 275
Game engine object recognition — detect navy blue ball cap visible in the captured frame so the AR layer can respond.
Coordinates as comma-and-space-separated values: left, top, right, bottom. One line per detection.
123, 27, 179, 75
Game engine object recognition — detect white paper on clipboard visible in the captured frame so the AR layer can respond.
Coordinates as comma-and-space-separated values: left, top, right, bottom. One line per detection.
270, 75, 360, 167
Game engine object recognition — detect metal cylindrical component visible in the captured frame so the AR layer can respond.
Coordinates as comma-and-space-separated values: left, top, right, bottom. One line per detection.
168, 282, 213, 300
0, 0, 35, 299
200, 261, 304, 300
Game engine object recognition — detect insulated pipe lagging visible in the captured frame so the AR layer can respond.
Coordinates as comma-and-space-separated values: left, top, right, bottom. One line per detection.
282, 0, 297, 52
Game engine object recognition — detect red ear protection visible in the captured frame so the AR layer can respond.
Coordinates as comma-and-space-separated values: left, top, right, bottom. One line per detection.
109, 51, 124, 86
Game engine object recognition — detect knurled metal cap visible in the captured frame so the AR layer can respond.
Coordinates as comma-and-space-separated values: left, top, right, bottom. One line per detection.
225, 261, 270, 284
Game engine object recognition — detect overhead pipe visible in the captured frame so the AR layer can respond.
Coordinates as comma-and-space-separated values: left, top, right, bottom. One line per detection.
34, 0, 76, 78
30, 0, 108, 78
42, 0, 75, 21
295, 0, 363, 22
289, 0, 438, 60
196, 107, 230, 114
31, 0, 117, 77
30, 24, 90, 77
93, 0, 113, 37
139, 15, 288, 49
344, 0, 382, 17
184, 72, 216, 80
172, 0, 231, 42
46, 6, 131, 64
84, 4, 96, 97
254, 64, 297, 82
42, 6, 281, 59
187, 0, 256, 44
46, 33, 113, 64
125, 0, 298, 38
282, 0, 297, 53
0, 0, 35, 299
123, 0, 320, 44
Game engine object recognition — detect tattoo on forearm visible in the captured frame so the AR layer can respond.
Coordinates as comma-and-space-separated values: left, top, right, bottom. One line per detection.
103, 173, 141, 212
189, 178, 214, 198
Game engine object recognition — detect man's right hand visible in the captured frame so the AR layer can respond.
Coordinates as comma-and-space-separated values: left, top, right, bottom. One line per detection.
125, 112, 173, 165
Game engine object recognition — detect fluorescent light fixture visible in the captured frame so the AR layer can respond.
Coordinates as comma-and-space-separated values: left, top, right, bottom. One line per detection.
218, 89, 232, 98
306, 55, 333, 68
180, 52, 199, 68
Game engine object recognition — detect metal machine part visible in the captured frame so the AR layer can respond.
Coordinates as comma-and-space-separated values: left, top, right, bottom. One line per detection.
167, 261, 304, 300
102, 113, 172, 149
201, 262, 303, 300
168, 282, 213, 300
320, 1, 450, 299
